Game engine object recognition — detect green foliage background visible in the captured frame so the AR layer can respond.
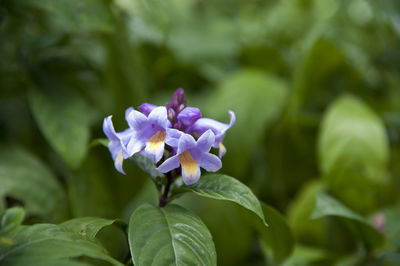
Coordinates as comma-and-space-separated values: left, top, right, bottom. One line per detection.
1, 0, 400, 265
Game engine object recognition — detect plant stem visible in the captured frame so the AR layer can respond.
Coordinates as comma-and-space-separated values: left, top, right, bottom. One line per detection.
159, 171, 174, 208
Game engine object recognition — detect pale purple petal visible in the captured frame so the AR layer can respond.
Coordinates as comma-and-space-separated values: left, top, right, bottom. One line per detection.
196, 129, 215, 152
182, 164, 201, 185
127, 110, 148, 131
108, 140, 122, 160
114, 152, 126, 175
148, 106, 168, 129
165, 128, 183, 148
125, 107, 134, 121
198, 153, 222, 172
138, 103, 158, 116
177, 133, 197, 154
177, 107, 201, 126
126, 134, 145, 156
103, 116, 119, 141
218, 143, 227, 158
157, 155, 180, 173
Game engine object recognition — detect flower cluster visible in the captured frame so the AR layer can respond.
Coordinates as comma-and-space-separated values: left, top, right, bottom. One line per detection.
103, 89, 235, 185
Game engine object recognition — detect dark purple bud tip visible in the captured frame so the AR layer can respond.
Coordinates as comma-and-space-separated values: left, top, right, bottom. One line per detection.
174, 88, 185, 103
170, 88, 186, 109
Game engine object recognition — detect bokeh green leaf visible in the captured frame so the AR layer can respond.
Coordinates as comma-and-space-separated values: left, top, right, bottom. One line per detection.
0, 146, 66, 222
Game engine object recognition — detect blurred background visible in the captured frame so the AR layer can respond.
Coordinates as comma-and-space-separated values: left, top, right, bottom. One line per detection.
1, 0, 400, 265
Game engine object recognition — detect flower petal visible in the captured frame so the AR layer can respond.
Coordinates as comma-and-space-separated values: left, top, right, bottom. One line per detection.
165, 128, 183, 148
196, 129, 215, 152
218, 143, 227, 158
198, 153, 222, 172
126, 134, 145, 156
148, 106, 168, 129
189, 110, 236, 142
157, 155, 180, 173
103, 116, 119, 141
114, 152, 126, 175
177, 107, 201, 126
142, 130, 166, 163
127, 109, 148, 131
125, 107, 134, 121
177, 133, 197, 154
138, 103, 158, 116
179, 151, 201, 185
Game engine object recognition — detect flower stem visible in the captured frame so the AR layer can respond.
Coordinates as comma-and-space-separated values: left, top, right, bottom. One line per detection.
159, 171, 174, 208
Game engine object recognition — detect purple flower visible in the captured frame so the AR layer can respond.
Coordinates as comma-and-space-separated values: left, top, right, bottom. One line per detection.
188, 110, 236, 158
157, 130, 222, 185
138, 103, 158, 116
103, 116, 133, 174
177, 107, 202, 127
126, 106, 169, 163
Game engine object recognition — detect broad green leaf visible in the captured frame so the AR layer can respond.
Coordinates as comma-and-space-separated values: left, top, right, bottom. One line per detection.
130, 154, 164, 180
173, 194, 253, 266
311, 193, 384, 249
176, 174, 267, 227
258, 203, 295, 264
0, 218, 123, 266
0, 146, 67, 221
318, 95, 393, 214
205, 69, 288, 175
28, 87, 92, 169
0, 207, 25, 234
128, 203, 216, 266
59, 217, 119, 241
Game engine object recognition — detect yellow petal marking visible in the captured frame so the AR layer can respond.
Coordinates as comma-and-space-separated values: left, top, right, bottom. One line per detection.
116, 152, 123, 164
178, 151, 198, 176
219, 143, 226, 153
146, 130, 166, 153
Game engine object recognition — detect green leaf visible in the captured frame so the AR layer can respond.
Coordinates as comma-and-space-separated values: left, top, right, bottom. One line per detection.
176, 174, 267, 227
20, 0, 114, 33
0, 146, 67, 221
287, 180, 327, 245
0, 217, 123, 266
311, 192, 384, 249
0, 207, 25, 234
89, 138, 109, 148
319, 95, 389, 176
282, 245, 331, 266
128, 203, 216, 266
130, 154, 164, 180
318, 95, 393, 214
204, 70, 287, 175
59, 217, 119, 241
28, 87, 92, 169
258, 203, 295, 264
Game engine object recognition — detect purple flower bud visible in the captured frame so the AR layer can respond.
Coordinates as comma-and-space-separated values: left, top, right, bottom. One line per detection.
167, 108, 176, 121
138, 103, 158, 116
178, 103, 186, 112
177, 107, 202, 127
172, 88, 185, 104
173, 120, 183, 130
